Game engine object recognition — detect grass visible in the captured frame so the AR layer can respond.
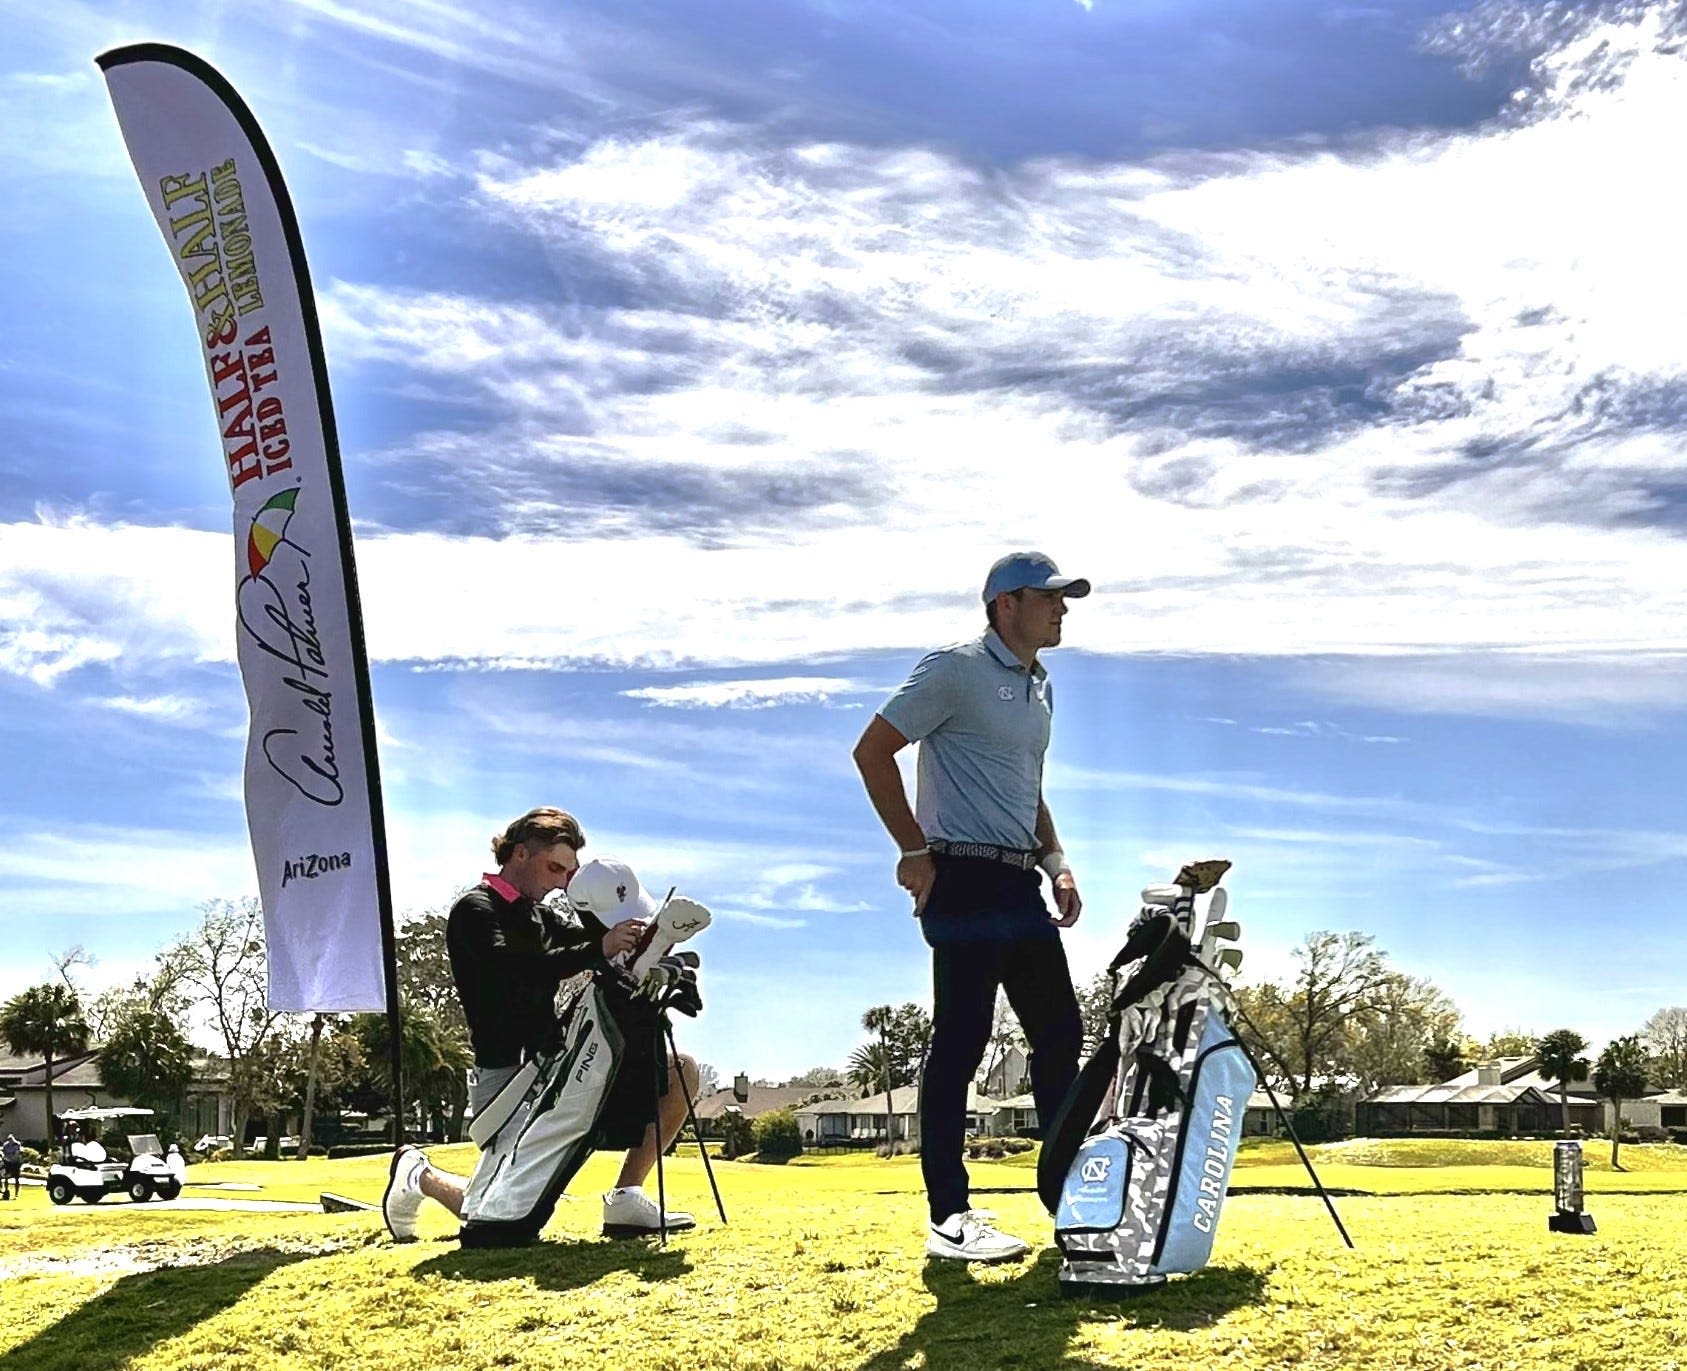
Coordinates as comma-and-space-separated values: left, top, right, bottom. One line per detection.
1231, 1137, 1687, 1195
3, 1140, 1685, 1370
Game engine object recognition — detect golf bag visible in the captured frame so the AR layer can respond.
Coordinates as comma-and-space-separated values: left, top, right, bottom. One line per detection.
1038, 859, 1252, 1294
455, 896, 712, 1249
456, 974, 631, 1248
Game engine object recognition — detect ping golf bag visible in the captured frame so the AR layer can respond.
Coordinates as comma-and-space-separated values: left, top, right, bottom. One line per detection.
1038, 859, 1252, 1294
456, 897, 711, 1249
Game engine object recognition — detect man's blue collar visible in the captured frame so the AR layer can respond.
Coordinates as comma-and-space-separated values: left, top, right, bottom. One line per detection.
983, 629, 1046, 679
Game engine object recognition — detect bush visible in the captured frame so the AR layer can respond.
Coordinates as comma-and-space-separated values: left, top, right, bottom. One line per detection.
965, 1139, 1008, 1160
1001, 1138, 1036, 1155
204, 1148, 235, 1164
718, 1111, 754, 1160
327, 1143, 396, 1160
1634, 1125, 1670, 1144
1671, 1128, 1687, 1146
751, 1108, 802, 1162
874, 1141, 919, 1157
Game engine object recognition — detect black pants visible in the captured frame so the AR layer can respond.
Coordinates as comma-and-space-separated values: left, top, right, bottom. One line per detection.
920, 936, 1083, 1224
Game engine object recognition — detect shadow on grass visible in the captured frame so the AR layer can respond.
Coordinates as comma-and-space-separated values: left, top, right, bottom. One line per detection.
415, 1236, 693, 1293
0, 1248, 313, 1371
856, 1250, 1271, 1371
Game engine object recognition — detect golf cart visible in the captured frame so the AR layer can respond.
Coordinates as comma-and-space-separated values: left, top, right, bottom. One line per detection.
46, 1106, 185, 1205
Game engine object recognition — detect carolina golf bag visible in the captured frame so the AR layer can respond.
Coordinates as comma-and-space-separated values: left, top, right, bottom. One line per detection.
1038, 859, 1252, 1294
456, 897, 711, 1249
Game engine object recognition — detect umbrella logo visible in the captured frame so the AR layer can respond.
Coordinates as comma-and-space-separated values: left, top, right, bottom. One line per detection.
247, 487, 300, 578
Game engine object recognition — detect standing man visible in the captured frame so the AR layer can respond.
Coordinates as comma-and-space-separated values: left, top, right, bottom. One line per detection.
853, 551, 1089, 1262
1, 1133, 20, 1200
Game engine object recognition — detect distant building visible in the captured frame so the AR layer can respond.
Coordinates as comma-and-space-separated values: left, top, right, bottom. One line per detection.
1358, 1057, 1610, 1135
688, 1084, 820, 1139
1603, 1087, 1687, 1133
794, 1084, 999, 1146
981, 1046, 1030, 1100
0, 1049, 235, 1145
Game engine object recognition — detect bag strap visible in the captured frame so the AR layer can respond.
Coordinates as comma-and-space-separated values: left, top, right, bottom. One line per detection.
1036, 1030, 1120, 1215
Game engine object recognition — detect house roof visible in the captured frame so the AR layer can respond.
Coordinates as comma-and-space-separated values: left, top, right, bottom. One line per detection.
1431, 1055, 1659, 1099
690, 1085, 818, 1120
0, 1049, 102, 1088
1364, 1053, 1663, 1105
1365, 1082, 1556, 1106
797, 1085, 999, 1116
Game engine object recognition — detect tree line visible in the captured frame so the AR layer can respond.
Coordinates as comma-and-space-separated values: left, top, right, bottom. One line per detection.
4, 897, 490, 1154
817, 931, 1687, 1153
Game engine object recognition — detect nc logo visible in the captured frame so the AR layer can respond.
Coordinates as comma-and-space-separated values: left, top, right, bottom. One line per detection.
1080, 1156, 1111, 1183
998, 685, 1015, 701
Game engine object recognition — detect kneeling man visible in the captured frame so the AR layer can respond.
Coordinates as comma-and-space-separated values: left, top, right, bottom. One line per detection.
382, 807, 701, 1241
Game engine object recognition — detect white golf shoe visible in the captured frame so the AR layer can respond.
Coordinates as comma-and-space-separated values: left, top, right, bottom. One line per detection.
602, 1186, 696, 1237
925, 1210, 1030, 1263
382, 1145, 427, 1242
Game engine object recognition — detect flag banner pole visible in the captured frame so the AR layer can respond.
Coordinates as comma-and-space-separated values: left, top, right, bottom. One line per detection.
97, 45, 404, 1121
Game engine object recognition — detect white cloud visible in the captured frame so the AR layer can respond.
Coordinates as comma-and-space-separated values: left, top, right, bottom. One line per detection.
622, 677, 870, 709
8, 8, 1687, 722
0, 826, 257, 909
95, 694, 207, 726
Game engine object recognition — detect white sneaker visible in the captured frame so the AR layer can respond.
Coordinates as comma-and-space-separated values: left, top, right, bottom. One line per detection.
925, 1210, 1030, 1263
602, 1186, 696, 1237
382, 1146, 428, 1242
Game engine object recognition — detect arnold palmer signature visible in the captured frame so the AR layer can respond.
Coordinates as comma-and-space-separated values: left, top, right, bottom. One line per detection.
237, 543, 344, 806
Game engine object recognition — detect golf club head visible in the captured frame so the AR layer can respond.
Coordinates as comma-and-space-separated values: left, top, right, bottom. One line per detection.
1206, 888, 1229, 922
1140, 884, 1183, 910
1216, 947, 1244, 977
629, 896, 712, 980
1203, 920, 1241, 945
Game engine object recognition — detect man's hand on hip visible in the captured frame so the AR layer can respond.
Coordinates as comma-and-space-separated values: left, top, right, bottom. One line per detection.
1051, 871, 1082, 927
897, 852, 937, 916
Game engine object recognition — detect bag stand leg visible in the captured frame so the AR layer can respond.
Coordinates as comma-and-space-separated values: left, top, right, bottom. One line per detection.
1229, 1031, 1354, 1250
647, 1012, 732, 1245
651, 1022, 669, 1246
666, 1019, 729, 1225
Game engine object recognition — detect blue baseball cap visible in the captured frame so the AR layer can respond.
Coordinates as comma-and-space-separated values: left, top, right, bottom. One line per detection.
982, 551, 1091, 603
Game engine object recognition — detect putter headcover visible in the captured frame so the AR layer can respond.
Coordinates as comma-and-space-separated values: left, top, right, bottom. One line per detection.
1173, 858, 1231, 894
627, 896, 712, 981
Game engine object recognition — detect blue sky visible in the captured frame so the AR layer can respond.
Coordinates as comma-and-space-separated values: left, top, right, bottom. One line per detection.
4, 0, 1687, 1080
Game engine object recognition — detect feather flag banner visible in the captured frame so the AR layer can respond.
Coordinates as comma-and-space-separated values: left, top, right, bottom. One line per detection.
100, 44, 397, 1014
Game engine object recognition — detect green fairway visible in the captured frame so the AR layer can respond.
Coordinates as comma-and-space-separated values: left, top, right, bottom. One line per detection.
3, 1141, 1684, 1370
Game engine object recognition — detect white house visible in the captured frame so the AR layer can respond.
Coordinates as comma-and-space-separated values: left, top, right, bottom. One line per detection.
794, 1084, 1000, 1146
1604, 1088, 1687, 1133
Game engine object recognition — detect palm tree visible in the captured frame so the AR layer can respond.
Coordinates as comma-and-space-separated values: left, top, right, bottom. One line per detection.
1535, 1029, 1592, 1137
358, 1003, 473, 1141
861, 1005, 895, 1150
1, 982, 91, 1129
1593, 1035, 1652, 1171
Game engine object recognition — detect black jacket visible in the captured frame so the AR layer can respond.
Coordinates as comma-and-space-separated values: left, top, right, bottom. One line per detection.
446, 883, 609, 1069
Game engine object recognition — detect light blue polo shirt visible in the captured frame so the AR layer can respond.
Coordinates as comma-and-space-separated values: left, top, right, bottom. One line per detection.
878, 630, 1052, 850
